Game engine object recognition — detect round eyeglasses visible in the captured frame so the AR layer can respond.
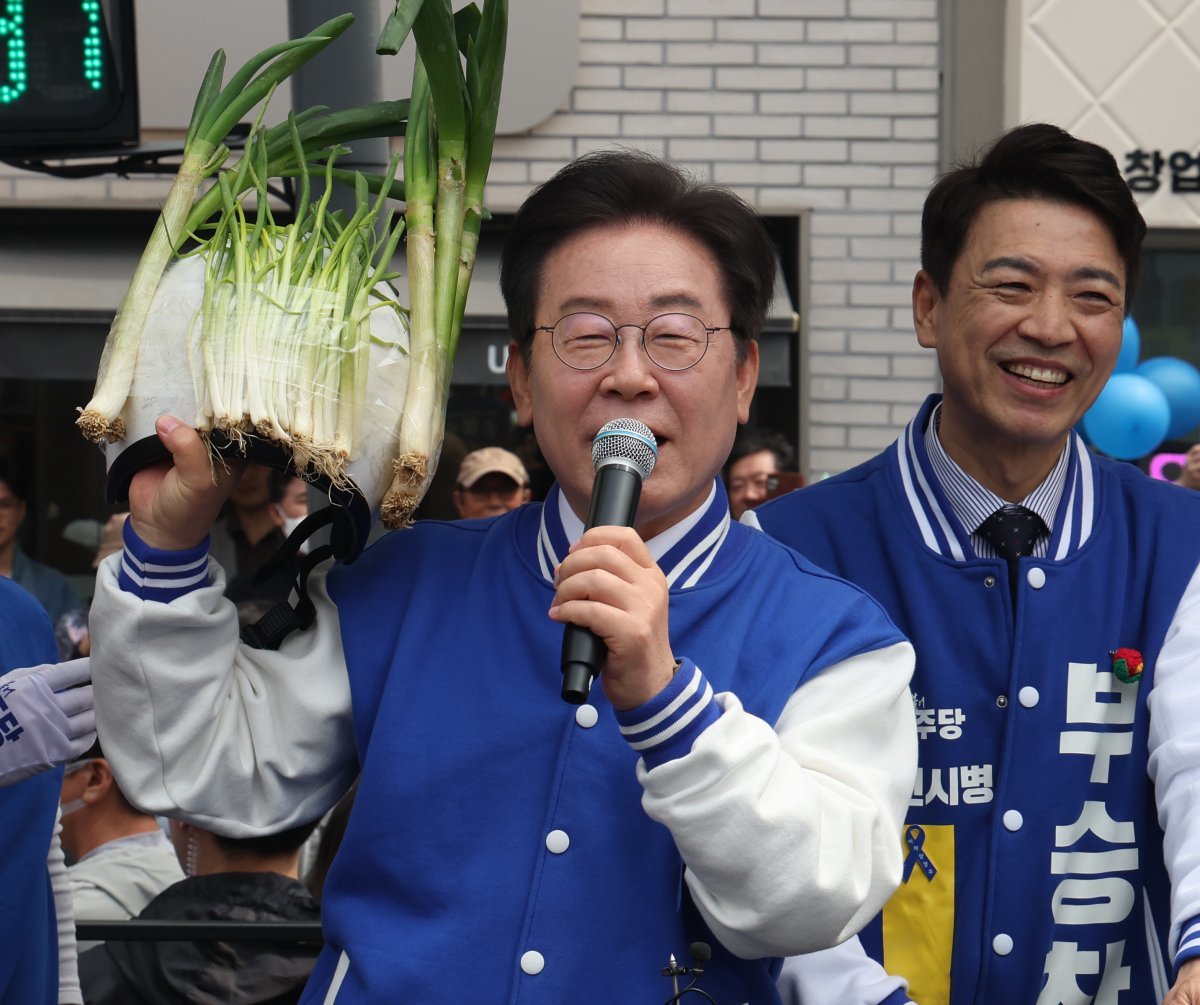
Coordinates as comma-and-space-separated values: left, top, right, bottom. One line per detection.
532, 312, 733, 372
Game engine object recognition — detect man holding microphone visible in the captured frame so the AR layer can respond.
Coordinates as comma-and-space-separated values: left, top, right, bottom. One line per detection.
89, 151, 916, 1003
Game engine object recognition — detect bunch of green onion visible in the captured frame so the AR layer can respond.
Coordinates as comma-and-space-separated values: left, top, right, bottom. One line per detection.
185, 140, 407, 489
78, 0, 508, 528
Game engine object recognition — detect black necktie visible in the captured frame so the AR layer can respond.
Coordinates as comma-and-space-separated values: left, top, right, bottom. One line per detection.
977, 505, 1044, 603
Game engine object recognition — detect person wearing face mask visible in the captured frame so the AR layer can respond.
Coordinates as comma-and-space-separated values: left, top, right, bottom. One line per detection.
59, 742, 183, 952
268, 471, 311, 548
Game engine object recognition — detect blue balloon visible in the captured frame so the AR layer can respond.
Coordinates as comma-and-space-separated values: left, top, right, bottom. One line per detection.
1082, 373, 1171, 460
1136, 356, 1200, 439
1115, 316, 1141, 373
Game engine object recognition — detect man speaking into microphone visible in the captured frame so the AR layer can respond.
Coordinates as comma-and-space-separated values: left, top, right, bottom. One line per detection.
88, 151, 917, 1004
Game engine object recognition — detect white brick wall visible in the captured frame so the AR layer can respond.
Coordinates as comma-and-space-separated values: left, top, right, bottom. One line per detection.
0, 2, 941, 482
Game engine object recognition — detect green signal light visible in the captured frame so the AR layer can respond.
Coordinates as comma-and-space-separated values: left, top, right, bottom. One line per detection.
1, 0, 27, 104
81, 0, 104, 89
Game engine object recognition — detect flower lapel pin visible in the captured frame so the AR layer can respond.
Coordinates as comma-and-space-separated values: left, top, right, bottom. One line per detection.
1110, 648, 1144, 684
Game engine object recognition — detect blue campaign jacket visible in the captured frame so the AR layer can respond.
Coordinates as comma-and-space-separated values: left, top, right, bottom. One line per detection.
0, 577, 62, 1004
755, 395, 1200, 1005
301, 483, 907, 1005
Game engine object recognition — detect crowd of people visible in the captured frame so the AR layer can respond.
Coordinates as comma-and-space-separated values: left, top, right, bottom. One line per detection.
0, 122, 1199, 1005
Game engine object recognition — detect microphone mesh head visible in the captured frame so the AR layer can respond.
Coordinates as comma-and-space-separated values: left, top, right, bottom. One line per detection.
591, 418, 658, 479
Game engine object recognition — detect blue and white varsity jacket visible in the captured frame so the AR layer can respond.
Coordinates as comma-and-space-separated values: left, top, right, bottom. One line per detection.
754, 394, 1200, 1005
91, 479, 917, 1005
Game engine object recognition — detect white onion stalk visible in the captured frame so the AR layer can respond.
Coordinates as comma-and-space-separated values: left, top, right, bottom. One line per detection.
379, 0, 508, 527
182, 145, 406, 489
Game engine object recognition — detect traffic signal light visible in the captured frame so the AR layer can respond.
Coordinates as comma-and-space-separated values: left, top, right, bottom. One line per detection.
0, 0, 137, 153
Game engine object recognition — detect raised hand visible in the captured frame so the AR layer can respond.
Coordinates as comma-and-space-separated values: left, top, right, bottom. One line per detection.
127, 415, 243, 550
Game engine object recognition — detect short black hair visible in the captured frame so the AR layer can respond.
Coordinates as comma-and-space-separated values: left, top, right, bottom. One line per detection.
267, 468, 304, 505
500, 149, 777, 365
212, 818, 321, 858
725, 427, 794, 475
921, 123, 1146, 310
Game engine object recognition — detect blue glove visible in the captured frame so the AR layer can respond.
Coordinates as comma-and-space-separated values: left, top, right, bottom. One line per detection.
0, 658, 95, 787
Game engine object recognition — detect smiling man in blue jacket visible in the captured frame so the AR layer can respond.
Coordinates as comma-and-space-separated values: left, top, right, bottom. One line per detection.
758, 124, 1200, 1005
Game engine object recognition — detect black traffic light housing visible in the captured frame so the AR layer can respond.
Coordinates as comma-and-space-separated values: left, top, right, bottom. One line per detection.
0, 0, 138, 153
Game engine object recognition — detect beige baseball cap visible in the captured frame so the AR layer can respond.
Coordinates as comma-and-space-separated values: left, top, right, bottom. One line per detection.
455, 447, 530, 489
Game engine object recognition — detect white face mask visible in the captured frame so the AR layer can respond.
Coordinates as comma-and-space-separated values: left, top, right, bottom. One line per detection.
274, 509, 309, 553
60, 758, 96, 818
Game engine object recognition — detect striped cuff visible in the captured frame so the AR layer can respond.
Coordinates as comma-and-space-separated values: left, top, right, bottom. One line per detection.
118, 519, 211, 603
1175, 913, 1200, 976
615, 659, 720, 770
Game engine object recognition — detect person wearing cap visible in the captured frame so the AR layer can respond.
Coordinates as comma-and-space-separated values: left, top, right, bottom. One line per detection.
59, 741, 183, 951
452, 446, 532, 520
86, 150, 916, 1003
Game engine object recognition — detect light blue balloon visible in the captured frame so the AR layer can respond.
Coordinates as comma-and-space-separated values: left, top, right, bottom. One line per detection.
1115, 315, 1141, 373
1082, 373, 1171, 460
1136, 356, 1200, 439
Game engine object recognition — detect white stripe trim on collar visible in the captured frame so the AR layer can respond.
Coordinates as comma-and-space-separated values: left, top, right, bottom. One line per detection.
1074, 433, 1095, 548
536, 482, 726, 588
904, 417, 966, 560
897, 424, 941, 553
672, 516, 729, 589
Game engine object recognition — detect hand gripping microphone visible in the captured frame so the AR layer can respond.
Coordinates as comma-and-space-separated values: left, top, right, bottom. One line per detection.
560, 418, 658, 704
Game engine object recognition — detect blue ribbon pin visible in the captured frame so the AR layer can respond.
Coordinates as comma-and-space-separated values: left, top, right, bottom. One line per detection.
902, 825, 937, 883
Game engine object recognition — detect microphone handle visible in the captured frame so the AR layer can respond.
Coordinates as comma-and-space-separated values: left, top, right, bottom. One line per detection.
560, 461, 643, 704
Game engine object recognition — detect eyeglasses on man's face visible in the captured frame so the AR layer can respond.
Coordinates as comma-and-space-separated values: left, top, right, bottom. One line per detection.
532, 312, 733, 372
727, 472, 777, 496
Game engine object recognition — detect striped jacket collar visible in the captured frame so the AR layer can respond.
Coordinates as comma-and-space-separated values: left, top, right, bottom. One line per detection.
894, 395, 1098, 562
534, 479, 735, 590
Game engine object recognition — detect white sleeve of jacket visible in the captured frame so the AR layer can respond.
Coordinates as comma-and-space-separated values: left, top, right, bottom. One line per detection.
88, 554, 357, 837
637, 640, 916, 959
1148, 558, 1200, 958
777, 937, 911, 1005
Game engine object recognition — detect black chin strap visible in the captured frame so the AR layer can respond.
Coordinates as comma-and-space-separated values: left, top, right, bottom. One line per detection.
239, 507, 354, 650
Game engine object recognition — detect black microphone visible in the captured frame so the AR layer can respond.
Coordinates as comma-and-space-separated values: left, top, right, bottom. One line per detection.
560, 418, 658, 705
